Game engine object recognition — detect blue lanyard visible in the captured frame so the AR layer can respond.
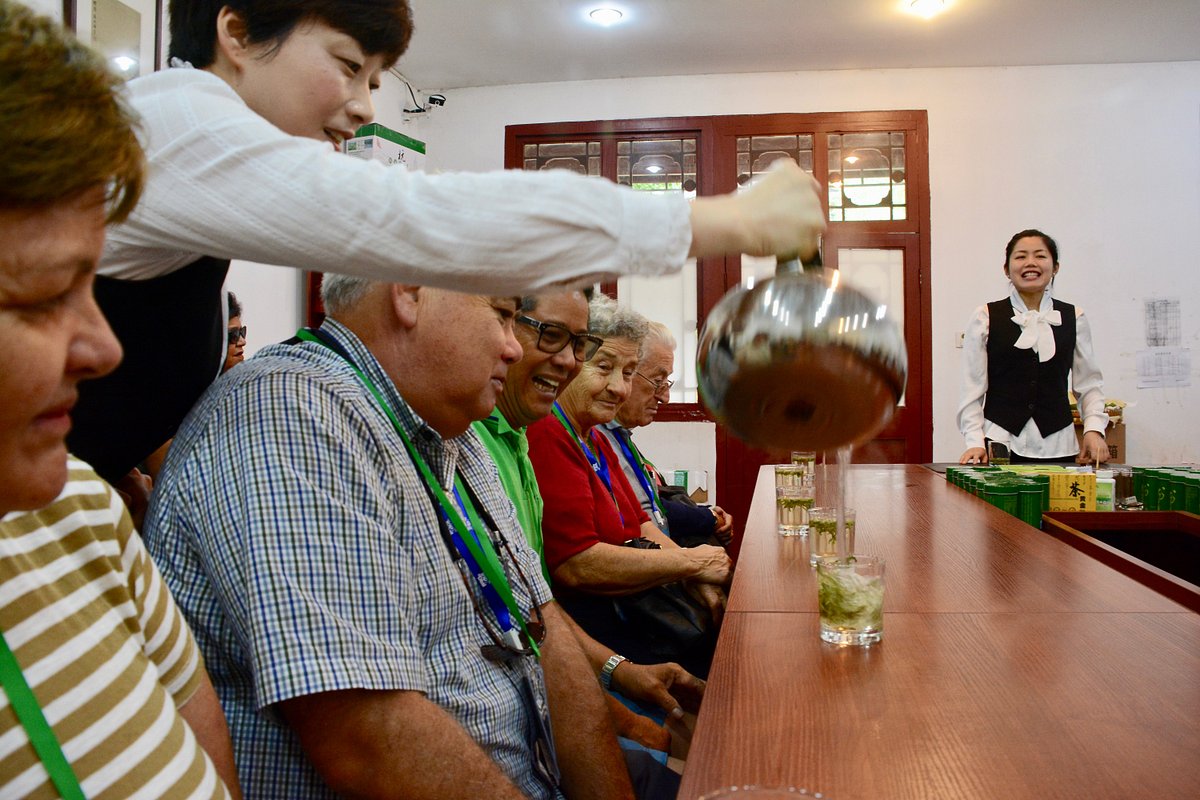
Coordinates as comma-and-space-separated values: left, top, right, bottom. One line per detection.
609, 427, 665, 526
445, 486, 514, 632
551, 403, 623, 526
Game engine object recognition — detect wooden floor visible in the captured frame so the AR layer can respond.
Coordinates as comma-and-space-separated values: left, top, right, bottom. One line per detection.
678, 465, 1200, 799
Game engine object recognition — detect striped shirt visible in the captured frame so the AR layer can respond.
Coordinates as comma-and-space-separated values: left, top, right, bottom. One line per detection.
0, 458, 228, 800
144, 319, 558, 799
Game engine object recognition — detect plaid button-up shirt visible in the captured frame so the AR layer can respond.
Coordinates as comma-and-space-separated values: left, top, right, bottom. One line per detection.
144, 319, 556, 799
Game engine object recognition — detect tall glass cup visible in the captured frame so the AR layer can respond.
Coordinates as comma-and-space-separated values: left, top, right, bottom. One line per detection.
808, 507, 854, 564
816, 555, 884, 645
773, 464, 808, 488
776, 485, 815, 535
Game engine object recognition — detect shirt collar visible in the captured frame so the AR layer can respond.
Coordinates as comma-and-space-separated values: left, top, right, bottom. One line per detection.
316, 318, 459, 482
1008, 284, 1055, 314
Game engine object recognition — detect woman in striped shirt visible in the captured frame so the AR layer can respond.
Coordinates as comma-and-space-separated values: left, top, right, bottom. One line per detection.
0, 3, 240, 796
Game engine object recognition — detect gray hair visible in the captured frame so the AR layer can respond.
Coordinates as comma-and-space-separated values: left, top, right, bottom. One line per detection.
588, 294, 648, 347
320, 273, 375, 316
644, 320, 676, 351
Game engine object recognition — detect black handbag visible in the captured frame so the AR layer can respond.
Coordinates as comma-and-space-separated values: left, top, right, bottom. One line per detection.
609, 539, 717, 677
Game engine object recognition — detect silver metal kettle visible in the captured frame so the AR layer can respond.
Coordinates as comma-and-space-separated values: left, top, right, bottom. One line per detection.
696, 252, 908, 452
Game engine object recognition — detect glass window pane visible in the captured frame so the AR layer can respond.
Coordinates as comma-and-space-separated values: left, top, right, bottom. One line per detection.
838, 248, 906, 405
616, 138, 697, 197
827, 131, 907, 222
616, 259, 698, 403
736, 133, 815, 191
524, 140, 601, 173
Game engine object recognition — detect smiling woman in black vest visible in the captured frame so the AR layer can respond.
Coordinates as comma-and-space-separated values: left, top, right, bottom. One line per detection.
957, 229, 1110, 465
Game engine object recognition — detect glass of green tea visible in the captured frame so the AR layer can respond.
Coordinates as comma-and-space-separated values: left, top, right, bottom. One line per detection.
808, 507, 855, 564
776, 485, 815, 535
816, 554, 884, 646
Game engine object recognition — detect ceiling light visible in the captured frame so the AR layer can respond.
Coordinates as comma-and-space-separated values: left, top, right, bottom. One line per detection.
907, 0, 947, 19
111, 55, 138, 72
645, 165, 663, 174
588, 7, 624, 26
844, 154, 860, 165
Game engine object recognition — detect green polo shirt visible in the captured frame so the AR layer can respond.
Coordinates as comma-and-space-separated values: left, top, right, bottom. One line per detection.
473, 409, 549, 581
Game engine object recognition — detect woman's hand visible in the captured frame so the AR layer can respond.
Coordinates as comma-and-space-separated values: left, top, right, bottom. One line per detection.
685, 544, 733, 584
688, 160, 824, 260
1077, 431, 1110, 465
959, 447, 987, 465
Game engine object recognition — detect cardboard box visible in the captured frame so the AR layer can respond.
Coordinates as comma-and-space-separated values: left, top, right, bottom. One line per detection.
1075, 422, 1125, 463
344, 123, 425, 170
670, 469, 709, 504
1049, 472, 1096, 511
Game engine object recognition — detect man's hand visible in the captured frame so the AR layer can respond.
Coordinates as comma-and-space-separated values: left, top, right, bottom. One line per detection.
609, 660, 706, 721
114, 468, 153, 530
710, 506, 734, 546
686, 544, 733, 585
685, 580, 727, 626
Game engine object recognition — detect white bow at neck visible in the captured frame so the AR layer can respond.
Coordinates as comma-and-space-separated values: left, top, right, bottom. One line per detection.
1011, 306, 1062, 362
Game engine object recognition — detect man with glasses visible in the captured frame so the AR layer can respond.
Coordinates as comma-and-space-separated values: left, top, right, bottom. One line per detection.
475, 292, 706, 797
143, 276, 633, 799
600, 322, 734, 547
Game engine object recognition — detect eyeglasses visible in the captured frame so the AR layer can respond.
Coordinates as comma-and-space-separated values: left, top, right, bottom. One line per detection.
227, 325, 247, 345
635, 371, 674, 396
516, 315, 602, 362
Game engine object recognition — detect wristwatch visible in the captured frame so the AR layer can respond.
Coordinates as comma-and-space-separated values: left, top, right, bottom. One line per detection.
600, 654, 627, 690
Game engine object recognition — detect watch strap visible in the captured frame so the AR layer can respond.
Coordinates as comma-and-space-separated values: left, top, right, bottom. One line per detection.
600, 654, 627, 690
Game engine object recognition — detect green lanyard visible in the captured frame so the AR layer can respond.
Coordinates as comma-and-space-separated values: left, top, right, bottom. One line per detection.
0, 628, 87, 799
295, 329, 539, 657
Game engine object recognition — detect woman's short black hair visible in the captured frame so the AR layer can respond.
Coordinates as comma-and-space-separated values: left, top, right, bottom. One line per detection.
1004, 229, 1059, 266
226, 291, 242, 318
169, 0, 413, 69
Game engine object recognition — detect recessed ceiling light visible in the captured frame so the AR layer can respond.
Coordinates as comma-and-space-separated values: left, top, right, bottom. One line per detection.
588, 7, 624, 26
907, 0, 947, 19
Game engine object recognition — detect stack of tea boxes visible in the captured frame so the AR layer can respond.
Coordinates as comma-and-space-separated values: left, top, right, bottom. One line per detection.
945, 464, 1200, 527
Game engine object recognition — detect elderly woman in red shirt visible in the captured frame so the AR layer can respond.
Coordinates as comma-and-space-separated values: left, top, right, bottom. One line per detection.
527, 295, 730, 677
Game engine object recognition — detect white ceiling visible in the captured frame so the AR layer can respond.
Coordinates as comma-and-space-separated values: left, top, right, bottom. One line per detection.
397, 0, 1200, 91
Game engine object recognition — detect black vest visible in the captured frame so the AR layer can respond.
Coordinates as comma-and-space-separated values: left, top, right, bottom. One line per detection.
68, 256, 230, 483
984, 298, 1075, 438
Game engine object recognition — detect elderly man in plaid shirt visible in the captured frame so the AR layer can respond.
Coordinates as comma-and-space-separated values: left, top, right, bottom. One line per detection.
144, 275, 635, 799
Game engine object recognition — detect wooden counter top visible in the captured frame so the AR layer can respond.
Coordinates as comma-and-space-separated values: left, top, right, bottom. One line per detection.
680, 465, 1200, 799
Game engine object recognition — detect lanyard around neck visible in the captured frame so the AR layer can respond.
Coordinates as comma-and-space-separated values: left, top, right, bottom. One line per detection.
610, 427, 666, 524
295, 328, 539, 657
551, 403, 624, 526
0, 629, 87, 799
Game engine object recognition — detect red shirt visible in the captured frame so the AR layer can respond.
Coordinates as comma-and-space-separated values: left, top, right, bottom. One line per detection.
526, 414, 649, 573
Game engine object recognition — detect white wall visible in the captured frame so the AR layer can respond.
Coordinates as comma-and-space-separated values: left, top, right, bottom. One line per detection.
378, 61, 1200, 466
25, 0, 61, 20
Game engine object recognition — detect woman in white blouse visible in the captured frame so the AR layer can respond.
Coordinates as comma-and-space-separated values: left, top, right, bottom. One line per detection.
957, 229, 1109, 465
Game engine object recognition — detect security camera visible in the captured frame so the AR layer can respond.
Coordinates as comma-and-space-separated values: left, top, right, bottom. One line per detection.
427, 94, 446, 106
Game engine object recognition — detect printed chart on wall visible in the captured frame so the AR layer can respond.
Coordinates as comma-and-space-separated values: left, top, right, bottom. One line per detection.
1137, 297, 1190, 388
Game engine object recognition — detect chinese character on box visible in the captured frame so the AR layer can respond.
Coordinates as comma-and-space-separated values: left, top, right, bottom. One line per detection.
1049, 473, 1095, 511
343, 123, 425, 170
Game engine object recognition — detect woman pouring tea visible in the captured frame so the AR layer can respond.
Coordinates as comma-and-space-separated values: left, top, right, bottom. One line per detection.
957, 229, 1109, 465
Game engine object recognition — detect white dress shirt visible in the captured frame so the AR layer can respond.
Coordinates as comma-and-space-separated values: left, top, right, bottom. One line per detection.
957, 286, 1107, 459
101, 67, 690, 292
